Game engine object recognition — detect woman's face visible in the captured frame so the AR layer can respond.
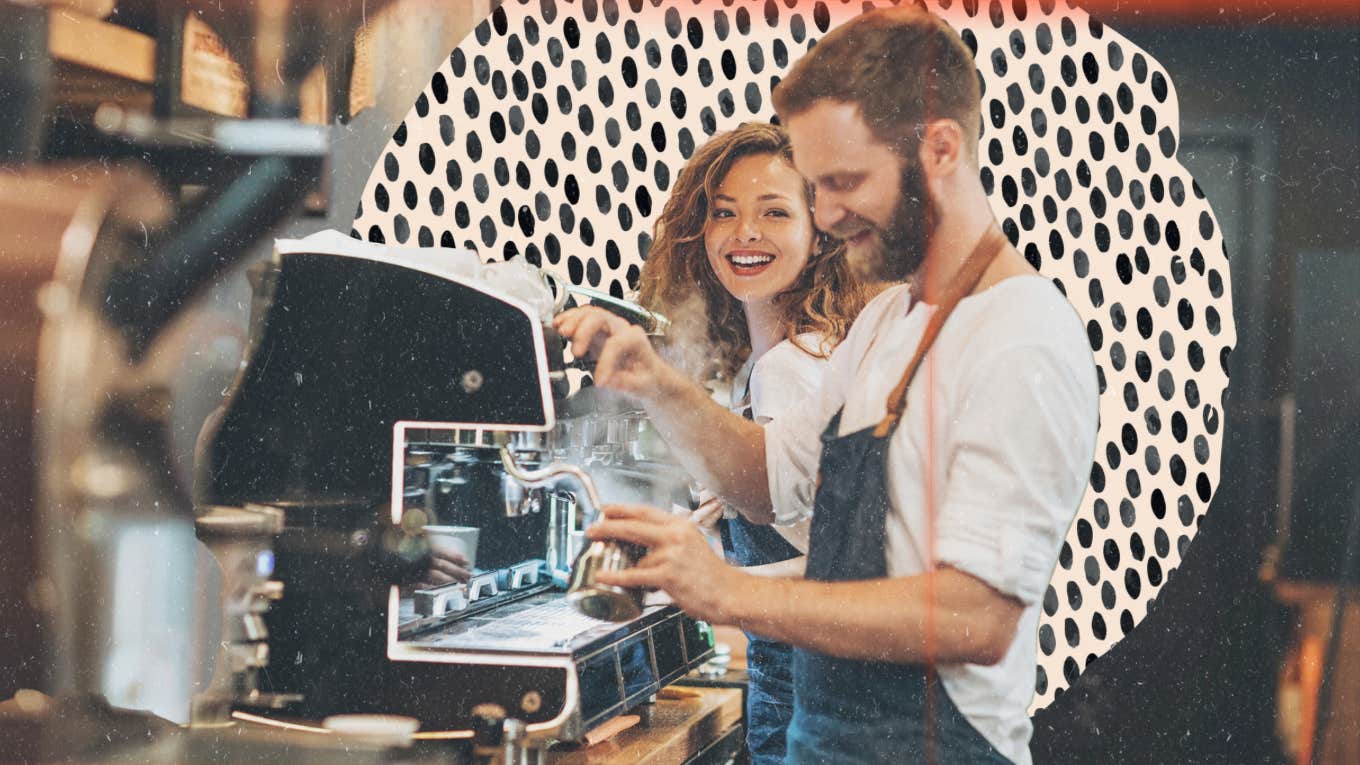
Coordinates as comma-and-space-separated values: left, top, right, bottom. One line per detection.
703, 153, 817, 306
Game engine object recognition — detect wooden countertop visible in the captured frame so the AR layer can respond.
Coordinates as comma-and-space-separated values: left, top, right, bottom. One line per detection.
0, 687, 744, 765
549, 686, 743, 765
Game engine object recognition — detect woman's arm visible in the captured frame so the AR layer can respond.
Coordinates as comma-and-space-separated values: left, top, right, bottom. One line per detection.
740, 556, 806, 579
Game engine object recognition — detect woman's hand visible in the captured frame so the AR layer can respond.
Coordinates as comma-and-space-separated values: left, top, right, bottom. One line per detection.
690, 490, 725, 537
587, 503, 743, 624
553, 306, 677, 401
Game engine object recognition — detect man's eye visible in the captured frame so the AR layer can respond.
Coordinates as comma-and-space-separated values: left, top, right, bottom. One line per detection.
823, 177, 860, 193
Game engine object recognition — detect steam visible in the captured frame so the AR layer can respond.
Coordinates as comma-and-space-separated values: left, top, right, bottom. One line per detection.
586, 458, 694, 523
550, 286, 715, 521
651, 287, 717, 386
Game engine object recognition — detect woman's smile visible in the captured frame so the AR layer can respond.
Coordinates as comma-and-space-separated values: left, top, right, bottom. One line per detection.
726, 249, 779, 276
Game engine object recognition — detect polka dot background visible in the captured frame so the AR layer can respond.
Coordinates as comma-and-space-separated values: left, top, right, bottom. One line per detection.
351, 0, 1235, 711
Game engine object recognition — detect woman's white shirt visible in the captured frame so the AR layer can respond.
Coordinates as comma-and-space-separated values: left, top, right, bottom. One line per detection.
739, 333, 828, 553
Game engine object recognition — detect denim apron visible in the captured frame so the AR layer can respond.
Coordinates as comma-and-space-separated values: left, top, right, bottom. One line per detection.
720, 516, 800, 765
719, 373, 803, 765
786, 229, 1013, 765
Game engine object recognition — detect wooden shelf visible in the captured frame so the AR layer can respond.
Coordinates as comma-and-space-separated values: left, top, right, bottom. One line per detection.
1273, 580, 1360, 765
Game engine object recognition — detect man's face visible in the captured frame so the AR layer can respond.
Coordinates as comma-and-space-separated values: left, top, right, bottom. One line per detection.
785, 101, 932, 283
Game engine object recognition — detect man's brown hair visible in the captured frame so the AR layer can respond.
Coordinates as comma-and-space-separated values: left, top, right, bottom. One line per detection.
772, 7, 981, 161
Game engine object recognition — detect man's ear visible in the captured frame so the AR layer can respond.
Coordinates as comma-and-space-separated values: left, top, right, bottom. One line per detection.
917, 119, 964, 180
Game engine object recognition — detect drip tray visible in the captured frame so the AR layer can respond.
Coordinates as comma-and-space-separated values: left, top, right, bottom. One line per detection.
402, 592, 661, 654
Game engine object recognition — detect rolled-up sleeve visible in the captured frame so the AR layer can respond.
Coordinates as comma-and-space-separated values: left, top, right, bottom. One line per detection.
933, 341, 1099, 606
751, 338, 827, 423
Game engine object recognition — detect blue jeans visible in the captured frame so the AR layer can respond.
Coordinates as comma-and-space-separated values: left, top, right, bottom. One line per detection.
745, 639, 795, 765
787, 705, 1010, 764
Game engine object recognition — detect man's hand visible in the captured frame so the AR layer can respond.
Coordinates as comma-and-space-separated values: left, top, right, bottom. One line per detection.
553, 306, 676, 399
585, 510, 1022, 665
420, 546, 472, 588
587, 503, 741, 624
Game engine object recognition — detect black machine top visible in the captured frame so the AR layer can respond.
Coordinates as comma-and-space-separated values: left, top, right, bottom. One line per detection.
198, 248, 556, 509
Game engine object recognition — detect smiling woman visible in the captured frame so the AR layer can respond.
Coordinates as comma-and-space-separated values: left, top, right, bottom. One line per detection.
637, 121, 870, 386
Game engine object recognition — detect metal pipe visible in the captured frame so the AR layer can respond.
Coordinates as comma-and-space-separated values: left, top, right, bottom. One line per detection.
103, 154, 317, 357
498, 447, 643, 622
498, 448, 603, 519
556, 280, 671, 336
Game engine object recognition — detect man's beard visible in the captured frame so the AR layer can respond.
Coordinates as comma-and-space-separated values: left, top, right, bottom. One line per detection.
831, 163, 933, 284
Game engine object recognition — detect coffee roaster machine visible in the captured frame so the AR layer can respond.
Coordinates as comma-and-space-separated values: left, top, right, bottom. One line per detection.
192, 234, 713, 745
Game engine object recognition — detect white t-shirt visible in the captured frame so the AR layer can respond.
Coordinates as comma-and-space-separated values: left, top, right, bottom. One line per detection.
736, 334, 826, 553
764, 276, 1098, 765
746, 334, 830, 424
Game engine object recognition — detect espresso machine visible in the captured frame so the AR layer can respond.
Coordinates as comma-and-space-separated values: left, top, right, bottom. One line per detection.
192, 231, 713, 743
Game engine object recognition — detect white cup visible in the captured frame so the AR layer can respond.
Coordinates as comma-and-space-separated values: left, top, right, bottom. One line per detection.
423, 525, 480, 570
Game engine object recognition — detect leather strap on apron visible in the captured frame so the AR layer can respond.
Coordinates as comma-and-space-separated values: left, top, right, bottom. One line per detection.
872, 227, 1011, 438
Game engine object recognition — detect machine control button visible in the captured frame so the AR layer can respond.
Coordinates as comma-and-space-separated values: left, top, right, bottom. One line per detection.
467, 573, 500, 602
413, 582, 468, 616
520, 690, 542, 714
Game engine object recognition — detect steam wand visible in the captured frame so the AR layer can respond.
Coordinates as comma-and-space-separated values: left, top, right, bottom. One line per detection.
498, 448, 643, 622
498, 448, 603, 519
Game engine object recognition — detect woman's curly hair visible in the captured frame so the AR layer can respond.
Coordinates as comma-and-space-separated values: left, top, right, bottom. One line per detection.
637, 122, 871, 383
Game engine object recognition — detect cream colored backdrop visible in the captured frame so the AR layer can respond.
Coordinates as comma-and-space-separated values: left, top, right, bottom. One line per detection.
349, 0, 1235, 712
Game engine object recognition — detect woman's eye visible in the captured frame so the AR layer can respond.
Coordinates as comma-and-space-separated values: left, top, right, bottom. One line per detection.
765, 208, 791, 218
711, 208, 734, 219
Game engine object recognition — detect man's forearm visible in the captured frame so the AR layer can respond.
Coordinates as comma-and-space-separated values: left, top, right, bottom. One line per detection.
717, 567, 1022, 665
641, 366, 774, 522
556, 307, 774, 520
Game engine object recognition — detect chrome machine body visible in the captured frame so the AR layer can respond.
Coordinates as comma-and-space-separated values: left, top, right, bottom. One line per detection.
193, 233, 712, 741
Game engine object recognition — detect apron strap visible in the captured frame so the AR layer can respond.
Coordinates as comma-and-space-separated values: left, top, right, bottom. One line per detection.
872, 228, 1010, 439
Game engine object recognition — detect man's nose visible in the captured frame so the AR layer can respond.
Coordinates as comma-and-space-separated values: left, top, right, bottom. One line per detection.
812, 195, 845, 232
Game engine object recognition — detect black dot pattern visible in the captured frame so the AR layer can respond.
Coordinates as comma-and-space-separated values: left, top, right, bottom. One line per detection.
350, 0, 1235, 712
